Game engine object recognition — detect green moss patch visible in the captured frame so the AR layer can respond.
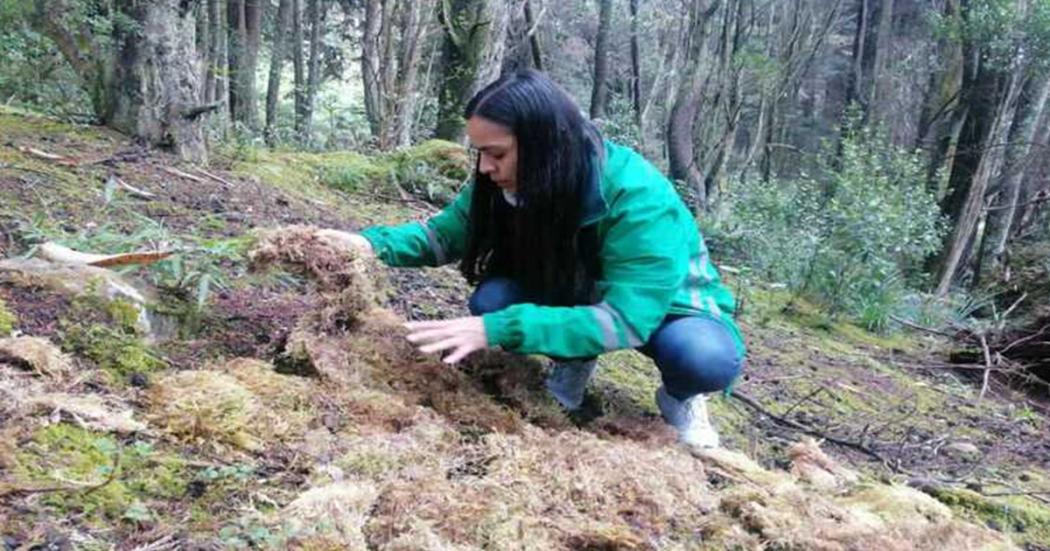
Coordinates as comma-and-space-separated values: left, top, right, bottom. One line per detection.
0, 297, 15, 336
929, 487, 1050, 546
58, 294, 163, 381
13, 424, 186, 526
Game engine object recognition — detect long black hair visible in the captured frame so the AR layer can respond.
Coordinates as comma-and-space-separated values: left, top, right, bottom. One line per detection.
459, 70, 603, 307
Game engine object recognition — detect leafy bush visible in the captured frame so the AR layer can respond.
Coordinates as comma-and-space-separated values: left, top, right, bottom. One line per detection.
708, 115, 945, 330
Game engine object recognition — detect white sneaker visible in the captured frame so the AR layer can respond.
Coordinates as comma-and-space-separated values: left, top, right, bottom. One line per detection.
545, 359, 597, 410
655, 386, 720, 449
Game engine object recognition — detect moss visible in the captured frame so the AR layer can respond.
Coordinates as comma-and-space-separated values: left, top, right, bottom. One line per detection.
59, 295, 163, 380
594, 350, 660, 413
13, 425, 186, 526
930, 487, 1050, 545
0, 297, 16, 336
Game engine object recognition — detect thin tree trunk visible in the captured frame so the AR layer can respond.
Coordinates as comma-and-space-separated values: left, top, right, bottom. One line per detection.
292, 0, 307, 141
590, 0, 613, 120
979, 71, 1050, 281
303, 0, 325, 142
393, 0, 432, 147
205, 0, 224, 104
524, 0, 544, 70
629, 0, 642, 129
935, 61, 1025, 295
265, 0, 293, 146
361, 0, 384, 140
667, 0, 720, 209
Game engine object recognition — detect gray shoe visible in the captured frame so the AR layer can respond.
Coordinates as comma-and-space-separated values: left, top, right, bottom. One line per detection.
545, 359, 597, 410
655, 386, 720, 449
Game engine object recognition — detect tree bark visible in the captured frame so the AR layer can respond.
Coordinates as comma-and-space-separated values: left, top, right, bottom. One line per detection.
205, 0, 225, 105
292, 0, 307, 141
978, 70, 1050, 282
302, 0, 326, 142
31, 0, 208, 162
629, 0, 642, 129
265, 0, 293, 145
227, 0, 263, 130
523, 0, 544, 70
934, 54, 1025, 295
590, 0, 613, 120
434, 0, 511, 142
667, 0, 720, 209
361, 0, 384, 140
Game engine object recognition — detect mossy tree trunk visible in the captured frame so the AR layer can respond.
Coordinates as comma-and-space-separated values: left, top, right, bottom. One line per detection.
434, 0, 511, 142
31, 0, 210, 163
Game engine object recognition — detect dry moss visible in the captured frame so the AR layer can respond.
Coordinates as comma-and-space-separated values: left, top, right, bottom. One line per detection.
146, 370, 262, 450
0, 336, 73, 379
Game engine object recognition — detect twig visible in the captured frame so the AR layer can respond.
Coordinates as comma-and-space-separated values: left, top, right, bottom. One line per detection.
888, 314, 955, 338
160, 165, 205, 183
115, 178, 157, 200
780, 385, 827, 418
730, 391, 893, 468
0, 447, 121, 497
978, 334, 993, 401
194, 167, 235, 188
17, 146, 67, 162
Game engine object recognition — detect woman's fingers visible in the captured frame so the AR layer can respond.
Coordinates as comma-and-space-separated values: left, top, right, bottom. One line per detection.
442, 343, 480, 365
405, 327, 454, 344
418, 336, 461, 354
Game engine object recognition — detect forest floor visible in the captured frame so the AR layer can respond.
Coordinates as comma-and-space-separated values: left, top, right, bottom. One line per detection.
0, 107, 1048, 550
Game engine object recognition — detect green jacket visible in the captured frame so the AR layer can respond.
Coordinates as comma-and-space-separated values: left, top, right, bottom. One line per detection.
361, 141, 745, 359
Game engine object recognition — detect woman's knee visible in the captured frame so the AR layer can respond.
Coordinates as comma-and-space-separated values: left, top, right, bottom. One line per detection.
468, 277, 526, 315
650, 317, 742, 396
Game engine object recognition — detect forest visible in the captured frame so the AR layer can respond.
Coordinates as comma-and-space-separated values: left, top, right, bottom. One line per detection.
0, 0, 1048, 549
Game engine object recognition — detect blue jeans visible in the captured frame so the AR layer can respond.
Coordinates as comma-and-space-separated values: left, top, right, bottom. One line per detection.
469, 277, 742, 399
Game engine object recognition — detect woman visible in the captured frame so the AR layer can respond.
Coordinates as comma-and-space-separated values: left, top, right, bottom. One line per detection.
327, 70, 744, 448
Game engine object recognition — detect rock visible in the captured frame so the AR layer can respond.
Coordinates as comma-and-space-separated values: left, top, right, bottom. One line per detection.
0, 258, 153, 335
28, 393, 146, 433
944, 442, 982, 461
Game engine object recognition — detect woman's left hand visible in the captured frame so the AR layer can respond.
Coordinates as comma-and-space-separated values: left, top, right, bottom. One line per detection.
405, 316, 489, 364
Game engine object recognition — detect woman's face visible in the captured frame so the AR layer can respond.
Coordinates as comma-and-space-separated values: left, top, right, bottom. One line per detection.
466, 116, 518, 193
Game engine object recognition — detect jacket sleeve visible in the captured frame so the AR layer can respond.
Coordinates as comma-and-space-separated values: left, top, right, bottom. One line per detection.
360, 185, 472, 267
481, 185, 687, 358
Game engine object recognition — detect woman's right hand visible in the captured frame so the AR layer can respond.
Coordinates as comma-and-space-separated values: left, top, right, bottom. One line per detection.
316, 229, 374, 257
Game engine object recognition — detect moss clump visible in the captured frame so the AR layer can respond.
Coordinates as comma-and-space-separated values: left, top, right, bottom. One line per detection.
929, 487, 1050, 546
0, 298, 15, 336
13, 424, 186, 525
146, 370, 262, 450
59, 296, 163, 380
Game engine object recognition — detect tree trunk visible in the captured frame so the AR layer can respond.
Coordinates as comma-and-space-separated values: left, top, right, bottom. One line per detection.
109, 1, 209, 162
292, 0, 307, 141
265, 0, 293, 146
205, 0, 225, 105
934, 57, 1025, 295
434, 0, 511, 142
31, 0, 208, 162
392, 0, 433, 147
361, 0, 384, 140
524, 0, 544, 70
227, 0, 263, 130
977, 70, 1050, 282
590, 0, 613, 120
629, 0, 642, 129
667, 0, 720, 209
302, 0, 326, 142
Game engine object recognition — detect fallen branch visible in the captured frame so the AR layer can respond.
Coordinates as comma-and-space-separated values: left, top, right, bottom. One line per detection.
160, 165, 205, 183
888, 314, 956, 338
978, 334, 993, 401
114, 177, 156, 200
193, 167, 236, 188
730, 391, 894, 469
17, 146, 67, 162
37, 242, 173, 267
